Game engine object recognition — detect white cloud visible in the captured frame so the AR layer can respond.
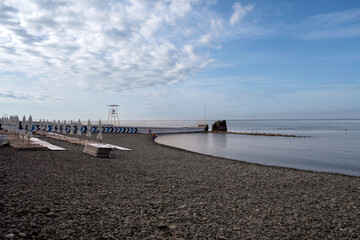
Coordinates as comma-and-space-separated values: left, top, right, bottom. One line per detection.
297, 8, 360, 40
0, 0, 240, 94
0, 89, 61, 102
198, 18, 223, 45
229, 2, 253, 26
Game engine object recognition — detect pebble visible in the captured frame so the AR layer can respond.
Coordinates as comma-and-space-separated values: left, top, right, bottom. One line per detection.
19, 232, 27, 237
4, 233, 14, 239
0, 133, 359, 239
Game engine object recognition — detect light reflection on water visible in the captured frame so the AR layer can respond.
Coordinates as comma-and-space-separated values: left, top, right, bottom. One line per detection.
156, 120, 360, 176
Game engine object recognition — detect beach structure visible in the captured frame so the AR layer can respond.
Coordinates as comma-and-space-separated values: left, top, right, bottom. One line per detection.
107, 104, 120, 126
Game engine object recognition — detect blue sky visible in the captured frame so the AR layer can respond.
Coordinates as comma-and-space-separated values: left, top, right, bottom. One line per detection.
0, 0, 359, 121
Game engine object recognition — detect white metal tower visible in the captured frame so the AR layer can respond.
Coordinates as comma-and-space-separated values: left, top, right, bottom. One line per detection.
107, 105, 120, 126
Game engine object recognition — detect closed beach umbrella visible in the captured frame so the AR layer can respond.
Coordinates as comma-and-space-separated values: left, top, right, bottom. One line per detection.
62, 120, 67, 135
8, 116, 11, 131
7, 116, 11, 133
40, 119, 43, 132
53, 120, 56, 132
27, 115, 33, 143
9, 116, 13, 133
70, 120, 74, 136
5, 117, 9, 131
21, 115, 27, 141
57, 120, 61, 133
5, 116, 9, 131
15, 116, 20, 136
86, 119, 92, 141
7, 117, 10, 131
13, 116, 16, 133
6, 116, 10, 132
96, 119, 103, 143
45, 119, 49, 132
77, 119, 82, 137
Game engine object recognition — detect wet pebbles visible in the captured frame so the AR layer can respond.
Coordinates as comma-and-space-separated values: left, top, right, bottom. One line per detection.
0, 133, 359, 239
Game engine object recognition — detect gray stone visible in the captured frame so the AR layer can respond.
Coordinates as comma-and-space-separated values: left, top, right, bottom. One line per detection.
19, 232, 27, 237
4, 233, 14, 239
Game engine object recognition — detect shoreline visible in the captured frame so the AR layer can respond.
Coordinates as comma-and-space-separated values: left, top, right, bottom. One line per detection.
1, 133, 359, 239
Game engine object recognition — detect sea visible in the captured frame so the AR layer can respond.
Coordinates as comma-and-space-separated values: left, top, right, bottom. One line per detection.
155, 119, 360, 177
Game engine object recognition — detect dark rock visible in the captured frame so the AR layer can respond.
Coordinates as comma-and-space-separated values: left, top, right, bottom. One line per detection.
212, 120, 227, 132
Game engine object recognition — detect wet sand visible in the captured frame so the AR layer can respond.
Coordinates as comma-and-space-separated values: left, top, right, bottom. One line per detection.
0, 133, 359, 239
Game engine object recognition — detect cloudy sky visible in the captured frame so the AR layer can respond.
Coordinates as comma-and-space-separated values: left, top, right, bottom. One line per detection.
1, 0, 359, 121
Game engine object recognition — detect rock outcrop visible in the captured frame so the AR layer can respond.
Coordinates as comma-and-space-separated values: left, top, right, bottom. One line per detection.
212, 120, 227, 132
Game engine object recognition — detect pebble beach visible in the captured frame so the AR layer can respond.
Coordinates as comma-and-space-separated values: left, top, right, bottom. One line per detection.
1, 133, 360, 239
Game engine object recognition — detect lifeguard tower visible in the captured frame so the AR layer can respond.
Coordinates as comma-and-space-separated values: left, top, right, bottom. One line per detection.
107, 105, 120, 126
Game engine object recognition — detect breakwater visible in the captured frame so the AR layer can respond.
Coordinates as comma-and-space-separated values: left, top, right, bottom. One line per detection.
208, 131, 310, 138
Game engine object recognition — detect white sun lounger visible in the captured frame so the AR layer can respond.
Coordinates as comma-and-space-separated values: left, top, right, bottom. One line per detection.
30, 138, 66, 151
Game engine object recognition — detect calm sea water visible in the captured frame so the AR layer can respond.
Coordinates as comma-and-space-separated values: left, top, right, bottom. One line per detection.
156, 120, 360, 176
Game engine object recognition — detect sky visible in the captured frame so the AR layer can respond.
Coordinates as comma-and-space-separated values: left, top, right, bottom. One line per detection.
0, 0, 359, 121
